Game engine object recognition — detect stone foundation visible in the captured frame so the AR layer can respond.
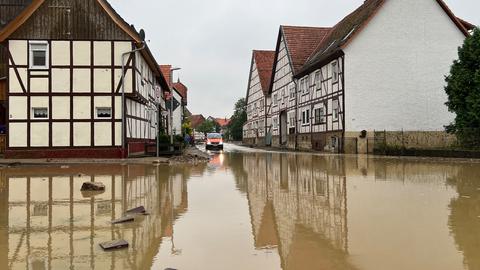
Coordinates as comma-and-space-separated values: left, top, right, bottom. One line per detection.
296, 134, 312, 150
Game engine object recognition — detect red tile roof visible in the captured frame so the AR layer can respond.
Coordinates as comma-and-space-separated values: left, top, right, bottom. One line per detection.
189, 115, 205, 129
253, 50, 275, 96
215, 118, 231, 127
172, 81, 188, 100
159, 65, 172, 87
298, 0, 471, 76
281, 25, 332, 74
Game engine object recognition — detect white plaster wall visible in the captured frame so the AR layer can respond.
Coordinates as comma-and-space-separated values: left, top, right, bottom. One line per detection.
73, 96, 91, 119
8, 96, 27, 119
30, 78, 49, 93
115, 123, 122, 146
73, 122, 91, 146
52, 123, 70, 147
31, 96, 49, 109
9, 123, 27, 147
115, 97, 122, 119
51, 68, 70, 93
172, 90, 183, 135
9, 40, 27, 65
30, 123, 49, 147
114, 69, 132, 93
94, 41, 111, 66
73, 69, 91, 92
9, 68, 27, 93
343, 0, 465, 132
94, 68, 112, 93
114, 42, 132, 66
73, 41, 91, 66
52, 96, 70, 119
94, 122, 112, 146
51, 41, 70, 66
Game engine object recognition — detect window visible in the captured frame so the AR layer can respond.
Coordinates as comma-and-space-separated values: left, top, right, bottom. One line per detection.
273, 117, 278, 129
314, 107, 325, 124
332, 99, 339, 121
289, 112, 295, 128
273, 94, 278, 106
315, 71, 321, 91
299, 79, 305, 94
304, 76, 310, 94
96, 107, 112, 118
289, 83, 296, 100
302, 109, 310, 126
259, 99, 264, 110
32, 107, 48, 119
29, 42, 49, 69
332, 61, 339, 82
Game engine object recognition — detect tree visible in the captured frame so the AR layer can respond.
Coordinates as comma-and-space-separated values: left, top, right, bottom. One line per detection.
196, 120, 216, 134
445, 28, 480, 147
226, 98, 247, 141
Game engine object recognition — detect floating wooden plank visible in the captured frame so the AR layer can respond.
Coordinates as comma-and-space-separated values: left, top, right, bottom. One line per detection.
111, 215, 134, 224
99, 239, 129, 250
125, 206, 146, 214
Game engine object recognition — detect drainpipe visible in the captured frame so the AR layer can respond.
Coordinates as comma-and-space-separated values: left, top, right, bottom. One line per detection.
121, 42, 146, 158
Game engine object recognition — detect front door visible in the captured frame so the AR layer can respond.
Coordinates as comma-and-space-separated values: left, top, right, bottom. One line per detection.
280, 111, 288, 145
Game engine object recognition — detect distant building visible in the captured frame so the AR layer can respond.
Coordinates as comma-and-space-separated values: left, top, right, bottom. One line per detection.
214, 118, 231, 136
160, 66, 189, 136
245, 0, 475, 153
243, 50, 275, 146
0, 0, 170, 158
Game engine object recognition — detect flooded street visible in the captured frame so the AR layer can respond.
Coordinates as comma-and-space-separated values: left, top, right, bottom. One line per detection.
1, 144, 479, 270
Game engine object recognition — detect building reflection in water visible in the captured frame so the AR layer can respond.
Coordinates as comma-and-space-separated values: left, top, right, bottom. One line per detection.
243, 153, 351, 270
0, 164, 206, 270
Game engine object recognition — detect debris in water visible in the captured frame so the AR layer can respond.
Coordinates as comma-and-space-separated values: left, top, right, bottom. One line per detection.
461, 195, 471, 199
81, 190, 105, 198
80, 182, 105, 191
126, 206, 146, 214
165, 268, 177, 270
61, 165, 69, 169
111, 216, 135, 224
99, 239, 129, 250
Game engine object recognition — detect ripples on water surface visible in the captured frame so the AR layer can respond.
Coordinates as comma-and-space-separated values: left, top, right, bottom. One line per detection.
0, 149, 479, 270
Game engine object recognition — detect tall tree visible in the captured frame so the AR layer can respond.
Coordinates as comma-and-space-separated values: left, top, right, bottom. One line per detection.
196, 120, 216, 134
227, 98, 247, 141
445, 28, 480, 147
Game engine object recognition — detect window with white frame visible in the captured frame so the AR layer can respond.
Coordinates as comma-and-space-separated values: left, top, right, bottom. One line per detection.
315, 71, 321, 91
259, 99, 264, 110
299, 78, 305, 94
32, 107, 48, 119
273, 94, 278, 106
273, 117, 278, 129
302, 109, 310, 126
29, 41, 49, 69
332, 61, 339, 82
303, 77, 309, 95
289, 83, 295, 100
289, 112, 296, 128
96, 107, 112, 118
314, 107, 325, 124
332, 99, 339, 121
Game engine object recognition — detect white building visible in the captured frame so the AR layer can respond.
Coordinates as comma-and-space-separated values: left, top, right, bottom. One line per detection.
0, 0, 170, 158
246, 0, 475, 153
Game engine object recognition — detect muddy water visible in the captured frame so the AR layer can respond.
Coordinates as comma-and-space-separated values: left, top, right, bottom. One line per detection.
0, 151, 479, 270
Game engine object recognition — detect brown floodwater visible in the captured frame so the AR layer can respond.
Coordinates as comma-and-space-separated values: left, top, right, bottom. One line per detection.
1, 147, 480, 270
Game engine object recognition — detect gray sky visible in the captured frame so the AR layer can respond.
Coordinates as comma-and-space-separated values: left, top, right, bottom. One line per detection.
110, 0, 479, 118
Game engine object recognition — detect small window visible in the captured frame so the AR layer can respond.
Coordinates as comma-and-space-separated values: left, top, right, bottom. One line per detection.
33, 107, 48, 119
332, 100, 339, 121
332, 61, 339, 82
315, 71, 321, 91
289, 83, 296, 99
96, 107, 112, 118
273, 94, 278, 105
289, 113, 295, 128
299, 79, 305, 93
314, 107, 325, 124
29, 42, 49, 69
302, 110, 310, 125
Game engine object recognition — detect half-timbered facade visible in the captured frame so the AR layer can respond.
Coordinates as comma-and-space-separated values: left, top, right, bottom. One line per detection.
0, 0, 169, 158
268, 26, 331, 149
243, 50, 274, 146
245, 0, 474, 154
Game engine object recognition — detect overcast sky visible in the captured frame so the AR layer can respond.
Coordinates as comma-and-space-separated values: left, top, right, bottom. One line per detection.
110, 0, 479, 118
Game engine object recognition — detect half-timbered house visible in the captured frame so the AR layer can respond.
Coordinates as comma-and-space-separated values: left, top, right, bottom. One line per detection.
243, 50, 274, 146
268, 26, 331, 149
295, 0, 475, 153
0, 0, 170, 158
